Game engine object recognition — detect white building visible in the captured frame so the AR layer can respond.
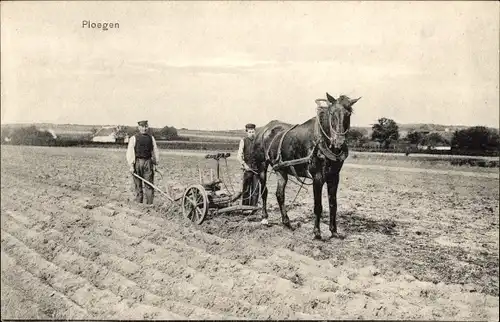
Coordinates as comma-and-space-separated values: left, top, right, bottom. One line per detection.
39, 128, 58, 139
92, 127, 118, 143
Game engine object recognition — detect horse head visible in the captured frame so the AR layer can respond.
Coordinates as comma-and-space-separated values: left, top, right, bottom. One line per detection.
315, 92, 361, 150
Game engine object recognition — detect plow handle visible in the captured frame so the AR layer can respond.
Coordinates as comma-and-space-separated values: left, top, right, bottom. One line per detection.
132, 173, 175, 203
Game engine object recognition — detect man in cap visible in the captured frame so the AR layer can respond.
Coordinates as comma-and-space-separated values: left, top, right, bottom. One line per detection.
126, 120, 160, 204
237, 123, 259, 206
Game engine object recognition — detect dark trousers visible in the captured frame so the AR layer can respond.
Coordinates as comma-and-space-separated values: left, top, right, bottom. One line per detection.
133, 158, 154, 204
242, 170, 259, 206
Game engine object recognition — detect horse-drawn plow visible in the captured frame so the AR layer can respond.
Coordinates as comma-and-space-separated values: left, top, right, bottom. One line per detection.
133, 152, 261, 225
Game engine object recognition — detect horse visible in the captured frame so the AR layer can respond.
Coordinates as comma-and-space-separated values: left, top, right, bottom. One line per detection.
251, 92, 361, 240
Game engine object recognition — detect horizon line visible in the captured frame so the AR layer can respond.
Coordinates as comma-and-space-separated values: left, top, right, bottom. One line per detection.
0, 121, 495, 132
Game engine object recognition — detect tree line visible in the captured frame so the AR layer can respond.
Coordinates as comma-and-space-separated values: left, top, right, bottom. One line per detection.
0, 124, 184, 145
2, 120, 498, 156
347, 117, 499, 154
89, 125, 181, 141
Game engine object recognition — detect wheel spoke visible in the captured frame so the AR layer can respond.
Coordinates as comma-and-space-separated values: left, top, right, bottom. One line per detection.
185, 204, 194, 219
192, 206, 199, 222
183, 185, 207, 224
188, 196, 198, 208
196, 207, 204, 219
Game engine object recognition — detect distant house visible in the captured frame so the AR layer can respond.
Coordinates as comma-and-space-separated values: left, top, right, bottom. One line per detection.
39, 128, 58, 139
92, 127, 119, 143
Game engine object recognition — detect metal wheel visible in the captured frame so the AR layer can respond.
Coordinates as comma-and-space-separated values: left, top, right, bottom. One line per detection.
182, 184, 208, 224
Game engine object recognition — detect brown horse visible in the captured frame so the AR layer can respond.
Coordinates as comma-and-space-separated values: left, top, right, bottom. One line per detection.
251, 93, 361, 240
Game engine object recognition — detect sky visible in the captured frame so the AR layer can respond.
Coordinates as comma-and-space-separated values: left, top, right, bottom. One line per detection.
1, 1, 499, 130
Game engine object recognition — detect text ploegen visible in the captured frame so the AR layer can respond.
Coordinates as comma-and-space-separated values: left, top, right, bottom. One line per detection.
82, 20, 119, 31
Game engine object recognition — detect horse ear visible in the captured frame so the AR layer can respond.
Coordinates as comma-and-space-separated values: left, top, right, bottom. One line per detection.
350, 97, 361, 106
326, 92, 336, 104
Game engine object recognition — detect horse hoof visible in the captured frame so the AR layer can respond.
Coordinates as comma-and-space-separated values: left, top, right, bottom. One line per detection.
313, 234, 322, 241
261, 219, 269, 226
283, 222, 294, 231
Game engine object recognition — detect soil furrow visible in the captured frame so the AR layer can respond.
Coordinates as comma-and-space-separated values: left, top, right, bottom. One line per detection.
1, 245, 89, 319
1, 228, 185, 320
2, 196, 316, 318
2, 213, 238, 320
1, 276, 51, 319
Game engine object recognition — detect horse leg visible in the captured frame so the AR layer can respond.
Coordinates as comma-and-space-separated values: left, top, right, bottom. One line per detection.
326, 172, 344, 239
259, 169, 269, 222
276, 171, 293, 230
312, 177, 324, 240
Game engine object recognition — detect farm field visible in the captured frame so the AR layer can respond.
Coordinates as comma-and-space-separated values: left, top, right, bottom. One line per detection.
1, 145, 499, 320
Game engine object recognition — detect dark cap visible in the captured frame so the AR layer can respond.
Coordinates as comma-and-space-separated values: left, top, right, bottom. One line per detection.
245, 123, 256, 130
138, 120, 149, 127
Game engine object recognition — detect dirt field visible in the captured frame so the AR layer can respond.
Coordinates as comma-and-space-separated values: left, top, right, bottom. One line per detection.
1, 145, 498, 320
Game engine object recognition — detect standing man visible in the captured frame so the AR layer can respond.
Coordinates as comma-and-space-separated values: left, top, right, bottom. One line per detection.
237, 123, 259, 206
126, 120, 160, 204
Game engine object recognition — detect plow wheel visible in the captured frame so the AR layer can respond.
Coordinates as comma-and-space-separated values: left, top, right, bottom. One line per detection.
182, 184, 208, 225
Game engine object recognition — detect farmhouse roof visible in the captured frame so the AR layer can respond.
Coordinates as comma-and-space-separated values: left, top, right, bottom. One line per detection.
94, 127, 116, 137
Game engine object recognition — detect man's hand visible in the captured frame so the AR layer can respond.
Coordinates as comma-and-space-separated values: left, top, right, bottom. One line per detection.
243, 164, 251, 171
129, 166, 135, 174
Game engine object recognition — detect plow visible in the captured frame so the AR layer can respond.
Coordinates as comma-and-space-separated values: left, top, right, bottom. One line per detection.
133, 152, 261, 225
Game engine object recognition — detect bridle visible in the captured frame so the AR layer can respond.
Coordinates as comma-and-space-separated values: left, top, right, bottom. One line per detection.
265, 98, 352, 168
315, 99, 349, 151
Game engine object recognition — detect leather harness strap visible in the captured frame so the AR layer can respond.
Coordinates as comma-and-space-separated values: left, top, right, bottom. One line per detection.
264, 103, 348, 181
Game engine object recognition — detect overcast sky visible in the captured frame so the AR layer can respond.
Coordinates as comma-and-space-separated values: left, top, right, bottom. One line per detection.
1, 1, 498, 130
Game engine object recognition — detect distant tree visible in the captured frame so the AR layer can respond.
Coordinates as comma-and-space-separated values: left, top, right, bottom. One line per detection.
123, 126, 138, 137
422, 132, 448, 148
159, 126, 179, 140
451, 126, 499, 152
371, 118, 400, 148
114, 126, 128, 139
406, 131, 425, 144
346, 128, 367, 145
10, 126, 55, 145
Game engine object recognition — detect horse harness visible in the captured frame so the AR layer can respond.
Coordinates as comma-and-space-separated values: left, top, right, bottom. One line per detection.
264, 102, 348, 182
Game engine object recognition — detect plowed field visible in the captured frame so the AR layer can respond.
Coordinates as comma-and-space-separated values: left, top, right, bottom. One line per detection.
1, 145, 498, 320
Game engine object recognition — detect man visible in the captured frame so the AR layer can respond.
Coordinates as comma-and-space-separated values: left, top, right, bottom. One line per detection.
237, 123, 259, 206
126, 120, 160, 204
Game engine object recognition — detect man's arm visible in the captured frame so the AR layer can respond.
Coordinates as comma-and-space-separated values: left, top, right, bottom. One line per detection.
237, 139, 248, 169
126, 136, 136, 170
152, 136, 160, 165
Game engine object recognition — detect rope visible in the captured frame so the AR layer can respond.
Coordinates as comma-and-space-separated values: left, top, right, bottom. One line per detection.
291, 177, 307, 205
240, 180, 262, 202
239, 168, 275, 205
